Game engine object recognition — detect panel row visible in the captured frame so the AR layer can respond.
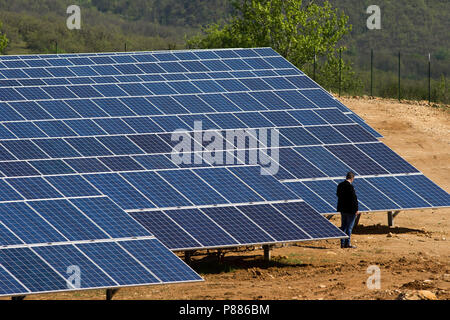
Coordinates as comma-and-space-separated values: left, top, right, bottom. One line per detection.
0, 68, 303, 89
284, 174, 450, 214
0, 123, 379, 166
0, 238, 202, 297
0, 109, 359, 140
0, 141, 418, 183
0, 196, 150, 245
0, 56, 297, 81
0, 48, 279, 66
131, 201, 346, 250
0, 166, 299, 210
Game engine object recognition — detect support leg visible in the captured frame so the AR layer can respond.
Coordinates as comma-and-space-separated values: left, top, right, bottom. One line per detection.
263, 245, 271, 262
354, 214, 361, 228
106, 288, 119, 301
11, 295, 25, 301
387, 211, 394, 227
184, 251, 192, 264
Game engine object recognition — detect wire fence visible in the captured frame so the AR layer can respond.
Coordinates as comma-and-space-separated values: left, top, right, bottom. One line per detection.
304, 49, 449, 105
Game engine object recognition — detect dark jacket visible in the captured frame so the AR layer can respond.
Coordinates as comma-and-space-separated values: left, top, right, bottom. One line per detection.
336, 180, 358, 214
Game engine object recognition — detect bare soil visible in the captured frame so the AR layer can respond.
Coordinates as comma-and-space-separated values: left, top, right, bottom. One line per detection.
5, 97, 450, 300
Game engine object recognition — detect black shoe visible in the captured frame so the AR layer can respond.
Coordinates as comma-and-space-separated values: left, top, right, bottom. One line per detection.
347, 245, 357, 249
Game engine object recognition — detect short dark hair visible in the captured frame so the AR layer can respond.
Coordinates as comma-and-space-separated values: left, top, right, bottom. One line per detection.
346, 172, 355, 180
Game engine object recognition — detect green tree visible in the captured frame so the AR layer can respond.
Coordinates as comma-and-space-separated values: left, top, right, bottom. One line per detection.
0, 21, 8, 53
187, 0, 359, 91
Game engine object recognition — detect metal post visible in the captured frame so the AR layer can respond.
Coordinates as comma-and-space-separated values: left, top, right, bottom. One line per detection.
339, 48, 342, 97
387, 211, 400, 227
398, 51, 401, 101
387, 211, 394, 227
55, 41, 58, 54
428, 53, 431, 104
124, 43, 127, 52
106, 288, 119, 300
184, 251, 192, 264
263, 245, 271, 262
370, 49, 374, 97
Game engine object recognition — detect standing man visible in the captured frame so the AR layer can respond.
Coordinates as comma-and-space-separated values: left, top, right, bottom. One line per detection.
336, 172, 360, 248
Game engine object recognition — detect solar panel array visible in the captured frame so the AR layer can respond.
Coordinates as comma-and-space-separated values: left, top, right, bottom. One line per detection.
0, 47, 449, 297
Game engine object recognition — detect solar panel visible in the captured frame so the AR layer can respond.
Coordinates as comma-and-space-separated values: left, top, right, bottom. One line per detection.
0, 47, 448, 298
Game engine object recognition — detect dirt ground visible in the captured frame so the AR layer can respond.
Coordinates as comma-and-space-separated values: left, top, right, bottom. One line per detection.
8, 97, 450, 300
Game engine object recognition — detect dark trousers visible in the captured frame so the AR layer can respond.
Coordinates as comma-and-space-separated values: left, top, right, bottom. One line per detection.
340, 212, 356, 247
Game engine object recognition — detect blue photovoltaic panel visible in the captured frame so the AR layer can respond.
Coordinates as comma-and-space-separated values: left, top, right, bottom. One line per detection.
284, 182, 336, 214
294, 146, 352, 177
29, 200, 109, 241
0, 202, 67, 244
133, 154, 177, 170
278, 148, 327, 179
65, 137, 113, 157
69, 197, 151, 238
131, 210, 201, 250
0, 247, 67, 292
238, 204, 310, 241
356, 143, 419, 174
45, 175, 101, 197
350, 178, 400, 211
194, 168, 264, 203
273, 202, 346, 238
0, 180, 24, 201
164, 208, 238, 247
396, 175, 450, 207
306, 126, 350, 144
0, 265, 29, 295
289, 110, 327, 125
84, 173, 154, 210
228, 166, 298, 201
64, 158, 111, 173
6, 177, 63, 200
76, 241, 159, 285
33, 244, 117, 288
333, 124, 378, 143
365, 177, 431, 209
99, 156, 144, 172
201, 206, 274, 244
280, 127, 321, 146
158, 169, 228, 206
1, 140, 49, 160
0, 223, 24, 246
119, 239, 202, 282
0, 161, 40, 177
122, 171, 192, 208
30, 159, 75, 175
326, 144, 389, 176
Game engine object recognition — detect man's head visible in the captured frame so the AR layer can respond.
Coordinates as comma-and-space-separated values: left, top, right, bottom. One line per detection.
346, 171, 355, 183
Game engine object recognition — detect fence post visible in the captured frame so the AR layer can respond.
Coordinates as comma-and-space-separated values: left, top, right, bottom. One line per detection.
339, 48, 342, 97
398, 51, 401, 102
428, 53, 431, 104
370, 49, 374, 97
55, 41, 58, 54
124, 43, 127, 52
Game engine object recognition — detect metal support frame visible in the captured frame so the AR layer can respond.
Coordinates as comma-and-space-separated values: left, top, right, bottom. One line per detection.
11, 295, 26, 301
106, 288, 119, 301
184, 250, 193, 264
263, 245, 271, 262
387, 211, 401, 227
